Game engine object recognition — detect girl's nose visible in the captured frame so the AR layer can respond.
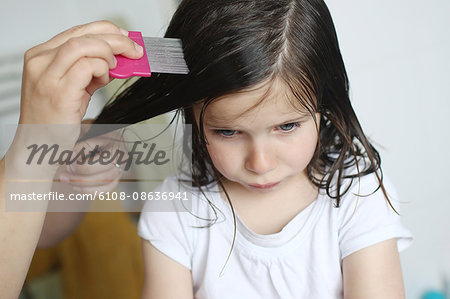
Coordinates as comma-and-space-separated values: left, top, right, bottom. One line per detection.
244, 145, 276, 175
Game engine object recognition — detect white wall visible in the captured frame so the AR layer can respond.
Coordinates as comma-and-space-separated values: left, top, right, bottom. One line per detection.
0, 0, 177, 54
1, 0, 449, 298
325, 0, 450, 297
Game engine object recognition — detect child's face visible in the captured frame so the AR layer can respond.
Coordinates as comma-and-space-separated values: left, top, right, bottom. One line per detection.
194, 79, 320, 194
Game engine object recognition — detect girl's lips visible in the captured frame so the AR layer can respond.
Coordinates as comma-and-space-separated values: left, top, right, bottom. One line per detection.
248, 182, 280, 190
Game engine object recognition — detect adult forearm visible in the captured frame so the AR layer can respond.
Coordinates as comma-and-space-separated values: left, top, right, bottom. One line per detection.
0, 157, 50, 299
37, 211, 86, 248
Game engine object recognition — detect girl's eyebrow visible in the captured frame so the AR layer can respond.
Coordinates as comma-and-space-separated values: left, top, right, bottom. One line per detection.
272, 116, 309, 128
203, 117, 237, 128
278, 116, 308, 124
203, 122, 235, 129
204, 116, 308, 129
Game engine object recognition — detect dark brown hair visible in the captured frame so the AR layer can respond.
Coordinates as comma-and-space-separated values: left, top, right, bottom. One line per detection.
92, 0, 393, 210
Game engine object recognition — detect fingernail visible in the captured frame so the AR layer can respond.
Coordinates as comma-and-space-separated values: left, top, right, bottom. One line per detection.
113, 56, 117, 67
134, 43, 143, 53
120, 28, 128, 36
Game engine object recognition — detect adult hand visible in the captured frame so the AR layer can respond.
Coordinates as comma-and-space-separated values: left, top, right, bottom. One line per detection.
19, 20, 143, 126
56, 125, 128, 194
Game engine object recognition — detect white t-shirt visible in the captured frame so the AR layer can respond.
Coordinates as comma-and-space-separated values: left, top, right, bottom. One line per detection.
138, 169, 413, 299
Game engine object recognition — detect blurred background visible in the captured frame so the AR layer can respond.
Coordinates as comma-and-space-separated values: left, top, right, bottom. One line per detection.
0, 0, 449, 298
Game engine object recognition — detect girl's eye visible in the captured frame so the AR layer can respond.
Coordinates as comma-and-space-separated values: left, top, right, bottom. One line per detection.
277, 122, 300, 132
216, 129, 237, 137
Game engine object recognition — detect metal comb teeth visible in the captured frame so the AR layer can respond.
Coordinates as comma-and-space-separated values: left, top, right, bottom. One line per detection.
143, 37, 189, 75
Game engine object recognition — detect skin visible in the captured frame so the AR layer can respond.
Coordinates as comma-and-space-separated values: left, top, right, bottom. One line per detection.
142, 78, 406, 298
196, 78, 321, 234
0, 20, 142, 298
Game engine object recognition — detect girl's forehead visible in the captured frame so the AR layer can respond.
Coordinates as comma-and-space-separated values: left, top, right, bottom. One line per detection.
194, 78, 311, 123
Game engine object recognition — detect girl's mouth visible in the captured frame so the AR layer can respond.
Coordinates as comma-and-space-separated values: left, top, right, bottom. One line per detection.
247, 182, 280, 190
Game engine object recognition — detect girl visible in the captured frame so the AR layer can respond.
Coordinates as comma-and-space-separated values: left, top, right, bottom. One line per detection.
92, 0, 413, 298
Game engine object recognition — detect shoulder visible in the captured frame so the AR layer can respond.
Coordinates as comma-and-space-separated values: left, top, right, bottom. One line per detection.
324, 164, 413, 260
335, 167, 399, 223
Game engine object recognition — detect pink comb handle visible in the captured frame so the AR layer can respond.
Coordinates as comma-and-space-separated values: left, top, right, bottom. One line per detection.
109, 31, 151, 79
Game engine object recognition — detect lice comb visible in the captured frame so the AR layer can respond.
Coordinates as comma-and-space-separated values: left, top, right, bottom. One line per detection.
109, 31, 189, 78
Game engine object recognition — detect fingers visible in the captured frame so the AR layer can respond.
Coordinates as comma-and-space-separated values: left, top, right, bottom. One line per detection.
61, 165, 122, 188
52, 37, 116, 75
59, 173, 121, 195
27, 20, 127, 58
61, 57, 111, 96
92, 33, 143, 59
57, 159, 123, 194
57, 135, 128, 193
47, 33, 143, 79
20, 20, 144, 125
72, 178, 121, 195
25, 20, 143, 81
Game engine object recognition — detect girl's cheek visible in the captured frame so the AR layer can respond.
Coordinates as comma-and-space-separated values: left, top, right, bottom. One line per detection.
207, 143, 237, 173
